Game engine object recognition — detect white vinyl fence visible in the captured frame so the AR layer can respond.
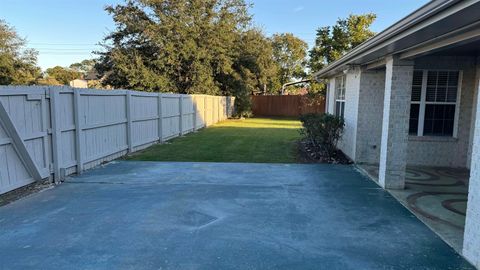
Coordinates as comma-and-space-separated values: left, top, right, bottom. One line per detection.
0, 86, 235, 194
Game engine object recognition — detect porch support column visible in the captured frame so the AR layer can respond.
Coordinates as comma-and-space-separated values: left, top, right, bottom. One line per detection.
463, 73, 480, 268
378, 56, 414, 190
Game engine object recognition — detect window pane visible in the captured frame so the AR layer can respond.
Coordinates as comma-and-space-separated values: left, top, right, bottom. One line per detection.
410, 70, 459, 137
436, 86, 447, 102
427, 71, 437, 86
425, 103, 434, 119
423, 104, 455, 136
445, 105, 456, 119
448, 72, 459, 86
447, 86, 458, 102
426, 86, 436, 102
424, 119, 433, 134
444, 120, 454, 136
433, 104, 445, 119
411, 86, 421, 101
335, 101, 345, 118
412, 70, 423, 86
409, 104, 420, 135
437, 71, 448, 87
425, 71, 459, 102
335, 75, 346, 101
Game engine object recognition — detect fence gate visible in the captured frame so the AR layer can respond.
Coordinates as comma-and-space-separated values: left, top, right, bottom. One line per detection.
0, 88, 51, 194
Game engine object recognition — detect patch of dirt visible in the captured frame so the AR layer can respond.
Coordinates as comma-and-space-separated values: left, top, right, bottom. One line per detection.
297, 140, 352, 164
0, 180, 53, 207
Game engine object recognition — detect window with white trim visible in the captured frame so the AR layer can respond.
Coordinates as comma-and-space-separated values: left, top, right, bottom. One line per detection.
409, 70, 461, 137
334, 75, 346, 118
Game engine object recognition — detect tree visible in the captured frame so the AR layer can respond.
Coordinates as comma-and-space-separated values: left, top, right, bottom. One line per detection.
226, 28, 279, 114
0, 20, 41, 85
271, 33, 308, 88
308, 13, 376, 73
96, 0, 250, 94
46, 66, 82, 85
70, 59, 96, 74
36, 76, 62, 86
96, 0, 283, 115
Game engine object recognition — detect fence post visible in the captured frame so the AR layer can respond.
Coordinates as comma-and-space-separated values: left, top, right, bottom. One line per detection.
73, 89, 84, 173
126, 90, 133, 153
203, 96, 208, 127
179, 95, 184, 136
49, 88, 63, 183
218, 97, 221, 122
158, 93, 163, 142
193, 96, 198, 132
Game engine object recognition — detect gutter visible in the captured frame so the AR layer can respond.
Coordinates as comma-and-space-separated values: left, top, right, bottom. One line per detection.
313, 0, 463, 79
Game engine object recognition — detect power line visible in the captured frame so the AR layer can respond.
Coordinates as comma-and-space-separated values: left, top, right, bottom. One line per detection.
38, 52, 96, 55
28, 42, 99, 46
35, 49, 97, 51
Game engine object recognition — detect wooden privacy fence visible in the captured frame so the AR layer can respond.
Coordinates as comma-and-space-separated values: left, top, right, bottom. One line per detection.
0, 86, 235, 194
251, 95, 325, 117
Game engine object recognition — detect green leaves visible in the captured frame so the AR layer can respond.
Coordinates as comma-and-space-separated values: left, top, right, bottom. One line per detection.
271, 33, 308, 86
300, 113, 345, 158
46, 66, 82, 85
308, 13, 376, 73
0, 20, 41, 85
97, 0, 248, 94
96, 0, 282, 115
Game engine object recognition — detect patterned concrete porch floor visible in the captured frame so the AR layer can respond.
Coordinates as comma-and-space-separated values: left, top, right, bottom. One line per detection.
358, 164, 469, 253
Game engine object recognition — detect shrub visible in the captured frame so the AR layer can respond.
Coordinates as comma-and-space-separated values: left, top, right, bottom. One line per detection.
299, 113, 345, 158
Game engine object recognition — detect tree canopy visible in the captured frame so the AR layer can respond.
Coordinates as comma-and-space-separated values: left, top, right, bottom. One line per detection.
308, 13, 376, 73
0, 20, 41, 85
271, 33, 308, 87
46, 66, 82, 85
0, 6, 379, 115
97, 0, 247, 93
70, 59, 96, 74
96, 0, 287, 114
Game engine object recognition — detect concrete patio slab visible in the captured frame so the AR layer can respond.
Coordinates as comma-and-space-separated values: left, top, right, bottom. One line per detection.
0, 161, 474, 269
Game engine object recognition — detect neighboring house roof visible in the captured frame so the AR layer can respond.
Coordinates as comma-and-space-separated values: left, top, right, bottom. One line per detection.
314, 0, 480, 78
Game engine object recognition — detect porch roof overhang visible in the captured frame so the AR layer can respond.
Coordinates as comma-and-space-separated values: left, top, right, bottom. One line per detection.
313, 0, 480, 79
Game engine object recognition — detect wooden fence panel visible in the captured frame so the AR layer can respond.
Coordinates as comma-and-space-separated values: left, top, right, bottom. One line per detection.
251, 95, 325, 117
0, 88, 51, 182
0, 86, 234, 194
131, 92, 159, 151
161, 94, 181, 140
193, 95, 206, 129
182, 95, 195, 134
79, 90, 129, 169
205, 96, 214, 126
0, 114, 34, 194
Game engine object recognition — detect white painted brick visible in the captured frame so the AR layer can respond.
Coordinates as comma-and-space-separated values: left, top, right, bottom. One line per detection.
463, 57, 480, 269
355, 70, 385, 164
378, 56, 413, 189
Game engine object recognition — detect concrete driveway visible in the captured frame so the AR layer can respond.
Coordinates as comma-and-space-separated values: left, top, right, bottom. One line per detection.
0, 161, 474, 269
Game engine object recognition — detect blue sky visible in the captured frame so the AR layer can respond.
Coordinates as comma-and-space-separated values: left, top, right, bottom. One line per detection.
0, 0, 429, 70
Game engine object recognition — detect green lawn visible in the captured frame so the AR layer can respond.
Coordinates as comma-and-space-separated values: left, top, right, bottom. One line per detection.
127, 118, 302, 163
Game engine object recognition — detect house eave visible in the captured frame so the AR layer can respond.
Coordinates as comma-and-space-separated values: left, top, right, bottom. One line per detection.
313, 0, 480, 80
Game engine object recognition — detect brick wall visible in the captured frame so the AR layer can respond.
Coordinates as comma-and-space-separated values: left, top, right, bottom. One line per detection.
337, 68, 361, 160
355, 70, 386, 164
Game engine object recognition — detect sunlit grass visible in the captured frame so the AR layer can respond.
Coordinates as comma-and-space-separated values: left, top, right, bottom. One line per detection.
127, 117, 302, 163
